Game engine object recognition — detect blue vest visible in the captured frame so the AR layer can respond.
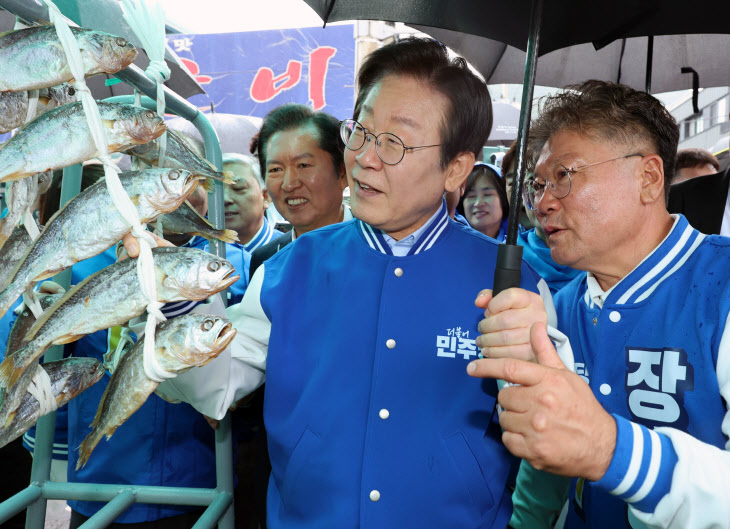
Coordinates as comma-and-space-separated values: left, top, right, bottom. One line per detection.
259, 213, 543, 529
554, 215, 730, 527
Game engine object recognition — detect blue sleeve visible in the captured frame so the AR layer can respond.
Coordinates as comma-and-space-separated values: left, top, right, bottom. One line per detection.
593, 414, 678, 513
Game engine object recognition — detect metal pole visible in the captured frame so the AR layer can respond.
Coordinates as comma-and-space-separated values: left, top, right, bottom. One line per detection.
76, 490, 136, 529
492, 0, 543, 295
25, 164, 82, 529
193, 112, 225, 261
645, 35, 654, 93
191, 493, 234, 529
0, 486, 41, 524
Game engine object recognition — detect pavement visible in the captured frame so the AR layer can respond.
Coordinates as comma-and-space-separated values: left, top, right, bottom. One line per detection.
45, 500, 71, 529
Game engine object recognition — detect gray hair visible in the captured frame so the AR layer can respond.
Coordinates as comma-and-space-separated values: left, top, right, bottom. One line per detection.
222, 152, 265, 189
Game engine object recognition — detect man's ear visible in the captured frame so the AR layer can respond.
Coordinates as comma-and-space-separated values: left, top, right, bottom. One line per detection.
262, 188, 272, 210
639, 154, 665, 205
338, 165, 348, 191
444, 151, 475, 193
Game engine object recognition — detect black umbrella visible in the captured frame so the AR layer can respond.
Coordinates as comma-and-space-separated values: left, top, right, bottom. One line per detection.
303, 0, 726, 292
488, 103, 521, 147
412, 26, 730, 95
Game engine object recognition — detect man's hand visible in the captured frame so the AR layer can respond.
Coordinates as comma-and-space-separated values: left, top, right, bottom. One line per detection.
118, 231, 175, 261
467, 322, 616, 482
474, 288, 547, 361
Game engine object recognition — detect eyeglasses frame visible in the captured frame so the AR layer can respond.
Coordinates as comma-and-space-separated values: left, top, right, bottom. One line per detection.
339, 118, 442, 166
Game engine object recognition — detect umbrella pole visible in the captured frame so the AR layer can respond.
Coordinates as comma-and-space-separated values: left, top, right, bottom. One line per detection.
492, 0, 543, 295
645, 35, 654, 93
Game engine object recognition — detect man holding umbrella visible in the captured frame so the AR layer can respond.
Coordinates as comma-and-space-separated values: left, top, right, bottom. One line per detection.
468, 81, 730, 528
131, 37, 557, 529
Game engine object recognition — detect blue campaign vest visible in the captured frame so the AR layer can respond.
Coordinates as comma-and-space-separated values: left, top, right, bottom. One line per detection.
554, 216, 730, 528
258, 212, 543, 529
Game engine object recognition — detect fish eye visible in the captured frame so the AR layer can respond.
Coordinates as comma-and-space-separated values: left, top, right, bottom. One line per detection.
169, 170, 180, 180
116, 37, 128, 47
207, 261, 221, 272
67, 86, 75, 97
201, 319, 215, 331
144, 110, 157, 119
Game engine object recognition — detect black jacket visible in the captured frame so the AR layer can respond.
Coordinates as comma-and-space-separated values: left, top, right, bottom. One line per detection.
667, 166, 730, 235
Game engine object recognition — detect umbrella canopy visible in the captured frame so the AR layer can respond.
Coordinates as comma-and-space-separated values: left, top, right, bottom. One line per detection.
411, 26, 730, 94
166, 112, 261, 157
303, 0, 728, 56
0, 0, 205, 99
488, 103, 520, 146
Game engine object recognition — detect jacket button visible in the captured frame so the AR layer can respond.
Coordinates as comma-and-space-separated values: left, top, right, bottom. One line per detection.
386, 339, 396, 349
600, 384, 611, 395
370, 490, 380, 502
609, 311, 621, 322
394, 267, 403, 277
379, 409, 389, 419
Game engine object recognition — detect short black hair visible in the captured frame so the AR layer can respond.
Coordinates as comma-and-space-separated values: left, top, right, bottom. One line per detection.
255, 103, 344, 179
676, 148, 719, 172
353, 37, 492, 169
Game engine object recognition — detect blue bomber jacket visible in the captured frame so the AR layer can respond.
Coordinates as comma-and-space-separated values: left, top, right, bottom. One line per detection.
162, 206, 554, 529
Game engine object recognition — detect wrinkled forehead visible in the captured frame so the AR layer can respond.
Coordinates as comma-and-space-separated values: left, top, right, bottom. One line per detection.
224, 161, 258, 183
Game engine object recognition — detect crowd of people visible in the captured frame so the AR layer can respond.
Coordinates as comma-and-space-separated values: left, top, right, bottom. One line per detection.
2, 36, 729, 529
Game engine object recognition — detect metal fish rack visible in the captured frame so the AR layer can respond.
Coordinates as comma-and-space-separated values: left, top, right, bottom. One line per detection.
0, 4, 234, 529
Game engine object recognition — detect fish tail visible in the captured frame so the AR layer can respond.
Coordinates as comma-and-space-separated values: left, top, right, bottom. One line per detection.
217, 229, 239, 244
76, 430, 103, 470
220, 171, 235, 185
0, 343, 41, 395
201, 178, 215, 193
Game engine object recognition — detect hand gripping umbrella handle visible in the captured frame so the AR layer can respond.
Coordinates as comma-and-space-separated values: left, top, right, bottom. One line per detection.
492, 243, 523, 296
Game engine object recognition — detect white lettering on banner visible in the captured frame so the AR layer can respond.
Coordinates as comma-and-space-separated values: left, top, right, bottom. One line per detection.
171, 37, 192, 53
625, 347, 693, 428
437, 328, 476, 360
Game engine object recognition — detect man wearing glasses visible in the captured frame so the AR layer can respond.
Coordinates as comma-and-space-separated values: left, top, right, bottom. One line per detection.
150, 37, 555, 528
469, 81, 730, 528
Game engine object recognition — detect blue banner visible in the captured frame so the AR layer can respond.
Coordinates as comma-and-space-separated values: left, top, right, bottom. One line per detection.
166, 24, 356, 120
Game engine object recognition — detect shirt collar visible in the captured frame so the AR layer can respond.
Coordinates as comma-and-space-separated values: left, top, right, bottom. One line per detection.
291, 205, 353, 241
244, 216, 275, 253
358, 200, 450, 256
583, 214, 705, 308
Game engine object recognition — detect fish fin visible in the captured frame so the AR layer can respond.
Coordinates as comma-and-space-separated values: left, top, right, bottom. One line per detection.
221, 171, 235, 185
4, 409, 17, 428
201, 178, 215, 194
53, 334, 81, 345
0, 230, 9, 252
0, 354, 27, 398
201, 229, 239, 244
101, 119, 115, 129
76, 431, 102, 470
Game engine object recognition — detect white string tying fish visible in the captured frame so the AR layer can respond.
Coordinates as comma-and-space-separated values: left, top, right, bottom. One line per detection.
122, 0, 179, 382
43, 0, 169, 380
26, 364, 57, 417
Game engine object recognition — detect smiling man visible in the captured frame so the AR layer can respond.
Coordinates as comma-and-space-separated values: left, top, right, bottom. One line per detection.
157, 38, 553, 529
247, 104, 350, 278
467, 81, 730, 529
